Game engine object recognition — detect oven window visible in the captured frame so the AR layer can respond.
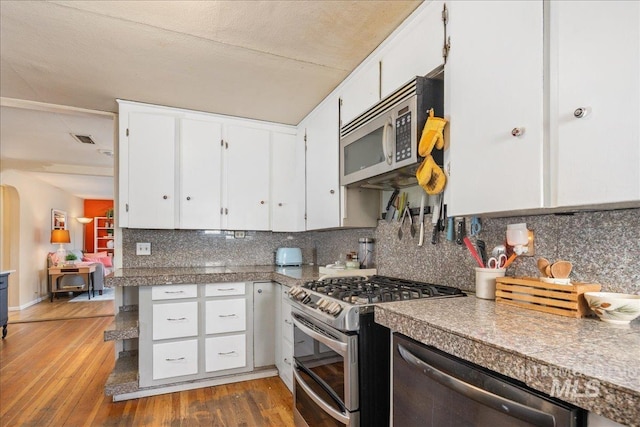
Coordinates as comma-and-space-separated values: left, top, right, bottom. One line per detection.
294, 325, 346, 404
295, 367, 347, 427
343, 126, 386, 176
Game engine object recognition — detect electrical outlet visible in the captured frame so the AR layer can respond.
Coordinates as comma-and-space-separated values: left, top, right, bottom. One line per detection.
136, 242, 151, 256
234, 230, 246, 239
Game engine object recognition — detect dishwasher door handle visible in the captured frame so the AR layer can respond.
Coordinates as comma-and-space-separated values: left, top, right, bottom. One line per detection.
397, 344, 556, 427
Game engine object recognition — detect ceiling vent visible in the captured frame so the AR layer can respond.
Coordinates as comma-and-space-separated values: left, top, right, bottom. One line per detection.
71, 133, 96, 145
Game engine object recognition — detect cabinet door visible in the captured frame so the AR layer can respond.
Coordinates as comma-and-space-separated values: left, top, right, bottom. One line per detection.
205, 299, 246, 334
551, 1, 640, 207
340, 64, 380, 125
179, 118, 223, 229
152, 339, 198, 380
152, 301, 199, 340
271, 132, 305, 232
305, 98, 341, 230
446, 1, 544, 216
380, 0, 444, 97
224, 125, 271, 230
253, 282, 276, 367
127, 112, 177, 228
205, 334, 247, 372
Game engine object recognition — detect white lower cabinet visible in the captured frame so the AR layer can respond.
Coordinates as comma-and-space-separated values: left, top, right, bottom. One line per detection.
205, 299, 246, 334
139, 283, 253, 388
276, 284, 294, 392
205, 334, 247, 372
152, 339, 198, 380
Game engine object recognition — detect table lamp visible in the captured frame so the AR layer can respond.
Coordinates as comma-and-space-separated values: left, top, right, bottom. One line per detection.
51, 229, 71, 264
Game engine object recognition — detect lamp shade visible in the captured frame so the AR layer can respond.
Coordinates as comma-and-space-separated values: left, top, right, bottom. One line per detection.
76, 217, 93, 224
51, 229, 71, 244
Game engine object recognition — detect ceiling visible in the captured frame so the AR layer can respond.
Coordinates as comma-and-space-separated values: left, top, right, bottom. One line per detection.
0, 0, 421, 199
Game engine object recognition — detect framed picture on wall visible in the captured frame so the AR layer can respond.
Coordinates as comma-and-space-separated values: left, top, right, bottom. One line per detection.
51, 209, 67, 230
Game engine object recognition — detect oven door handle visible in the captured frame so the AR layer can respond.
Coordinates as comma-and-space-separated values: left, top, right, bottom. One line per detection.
293, 367, 351, 425
397, 344, 556, 427
291, 313, 348, 355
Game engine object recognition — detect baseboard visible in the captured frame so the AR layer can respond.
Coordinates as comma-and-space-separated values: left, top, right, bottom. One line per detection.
111, 368, 278, 402
9, 295, 47, 311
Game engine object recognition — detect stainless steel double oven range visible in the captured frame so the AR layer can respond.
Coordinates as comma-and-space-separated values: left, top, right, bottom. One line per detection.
288, 275, 465, 427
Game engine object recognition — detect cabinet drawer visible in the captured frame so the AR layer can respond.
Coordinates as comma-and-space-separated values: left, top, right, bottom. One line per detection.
280, 339, 293, 392
152, 284, 198, 300
205, 334, 246, 372
281, 302, 293, 343
205, 282, 245, 297
153, 339, 198, 380
205, 299, 246, 334
153, 302, 198, 340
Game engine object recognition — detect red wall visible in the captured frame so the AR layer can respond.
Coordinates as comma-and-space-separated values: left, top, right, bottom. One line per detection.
83, 199, 113, 253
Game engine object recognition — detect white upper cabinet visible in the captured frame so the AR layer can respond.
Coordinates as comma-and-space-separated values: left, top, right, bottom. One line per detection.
118, 101, 297, 230
340, 65, 380, 126
223, 125, 271, 231
445, 0, 640, 216
305, 97, 341, 230
445, 1, 545, 217
271, 131, 305, 232
179, 118, 223, 229
126, 112, 177, 228
550, 0, 640, 208
380, 0, 445, 98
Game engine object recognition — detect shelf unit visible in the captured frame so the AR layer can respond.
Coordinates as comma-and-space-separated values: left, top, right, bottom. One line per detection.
94, 216, 114, 255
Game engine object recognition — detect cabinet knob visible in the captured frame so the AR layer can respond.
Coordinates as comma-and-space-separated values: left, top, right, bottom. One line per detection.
186, 196, 191, 201
278, 203, 283, 207
573, 107, 590, 118
257, 289, 263, 294
260, 200, 265, 205
330, 189, 335, 194
163, 195, 168, 200
511, 127, 524, 137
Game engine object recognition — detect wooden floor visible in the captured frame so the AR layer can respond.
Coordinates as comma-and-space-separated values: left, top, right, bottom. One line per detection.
8, 293, 115, 323
2, 308, 294, 426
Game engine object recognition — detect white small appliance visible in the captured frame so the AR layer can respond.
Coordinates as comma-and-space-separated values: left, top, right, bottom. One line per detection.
275, 248, 302, 266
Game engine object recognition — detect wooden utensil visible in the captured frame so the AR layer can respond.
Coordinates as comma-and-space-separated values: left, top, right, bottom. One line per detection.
544, 264, 553, 277
537, 258, 550, 277
550, 260, 573, 279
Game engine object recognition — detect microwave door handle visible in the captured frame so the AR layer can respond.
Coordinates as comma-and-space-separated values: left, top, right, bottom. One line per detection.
397, 344, 556, 427
381, 117, 393, 165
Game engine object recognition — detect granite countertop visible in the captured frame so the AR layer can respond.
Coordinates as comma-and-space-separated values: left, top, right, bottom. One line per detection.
375, 296, 640, 427
105, 265, 321, 288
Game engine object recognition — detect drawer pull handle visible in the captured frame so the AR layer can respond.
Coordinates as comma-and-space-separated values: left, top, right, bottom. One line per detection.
296, 340, 305, 344
284, 357, 292, 365
218, 351, 238, 356
164, 290, 184, 294
165, 357, 186, 362
166, 317, 187, 321
217, 288, 236, 291
218, 314, 237, 318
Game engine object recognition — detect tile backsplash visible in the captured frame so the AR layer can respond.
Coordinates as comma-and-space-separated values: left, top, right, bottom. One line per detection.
122, 207, 639, 294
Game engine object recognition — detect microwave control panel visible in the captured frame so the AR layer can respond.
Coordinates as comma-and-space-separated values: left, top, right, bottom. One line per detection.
395, 112, 412, 162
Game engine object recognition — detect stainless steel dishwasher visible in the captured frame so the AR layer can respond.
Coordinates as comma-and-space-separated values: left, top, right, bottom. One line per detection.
393, 333, 586, 427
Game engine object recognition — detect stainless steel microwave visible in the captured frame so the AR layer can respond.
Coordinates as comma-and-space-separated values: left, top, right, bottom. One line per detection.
339, 76, 444, 189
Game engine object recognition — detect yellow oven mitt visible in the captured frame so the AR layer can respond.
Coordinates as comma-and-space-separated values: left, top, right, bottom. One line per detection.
416, 155, 446, 195
418, 109, 447, 157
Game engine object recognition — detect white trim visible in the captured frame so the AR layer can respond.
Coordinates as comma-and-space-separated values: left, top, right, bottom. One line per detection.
9, 295, 47, 311
0, 97, 116, 118
111, 367, 278, 402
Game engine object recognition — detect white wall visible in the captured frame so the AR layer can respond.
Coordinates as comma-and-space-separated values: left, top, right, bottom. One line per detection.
0, 169, 84, 308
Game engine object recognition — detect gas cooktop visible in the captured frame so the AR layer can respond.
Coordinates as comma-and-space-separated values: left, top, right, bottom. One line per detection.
289, 275, 465, 331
